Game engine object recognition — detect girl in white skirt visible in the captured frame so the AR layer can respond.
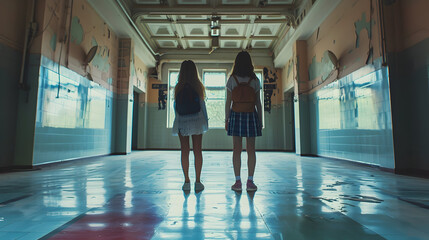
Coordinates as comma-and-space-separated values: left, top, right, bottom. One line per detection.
225, 51, 263, 192
172, 60, 208, 192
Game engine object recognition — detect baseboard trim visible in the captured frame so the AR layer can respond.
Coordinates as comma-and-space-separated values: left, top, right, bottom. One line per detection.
0, 166, 39, 173
34, 154, 112, 168
395, 169, 429, 179
136, 148, 295, 152
307, 154, 396, 174
111, 152, 128, 155
299, 153, 318, 157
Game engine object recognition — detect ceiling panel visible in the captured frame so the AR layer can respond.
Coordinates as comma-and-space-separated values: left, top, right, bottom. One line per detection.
251, 39, 272, 48
187, 39, 210, 48
147, 24, 175, 36
221, 0, 251, 4
177, 0, 208, 4
220, 24, 246, 36
267, 0, 294, 4
157, 40, 179, 48
220, 40, 242, 48
179, 15, 208, 20
140, 15, 168, 20
260, 15, 287, 20
222, 15, 248, 20
131, 0, 296, 53
135, 0, 161, 4
182, 24, 209, 36
254, 23, 281, 36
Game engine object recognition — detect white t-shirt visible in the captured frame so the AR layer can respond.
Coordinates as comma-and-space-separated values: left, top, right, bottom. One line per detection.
226, 75, 261, 92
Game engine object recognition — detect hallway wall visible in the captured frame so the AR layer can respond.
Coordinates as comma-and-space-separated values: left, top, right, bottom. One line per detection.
281, 0, 395, 168
29, 0, 119, 165
0, 43, 22, 167
309, 64, 394, 168
33, 56, 115, 165
0, 1, 30, 167
1, 0, 151, 167
383, 0, 429, 173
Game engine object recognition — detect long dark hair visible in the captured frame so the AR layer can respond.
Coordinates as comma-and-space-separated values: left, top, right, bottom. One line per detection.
231, 51, 257, 78
174, 60, 205, 99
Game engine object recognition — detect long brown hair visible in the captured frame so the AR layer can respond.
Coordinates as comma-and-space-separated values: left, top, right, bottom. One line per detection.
174, 60, 205, 99
231, 51, 257, 78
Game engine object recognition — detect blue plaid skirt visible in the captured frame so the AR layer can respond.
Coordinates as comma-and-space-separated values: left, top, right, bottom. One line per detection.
227, 110, 262, 137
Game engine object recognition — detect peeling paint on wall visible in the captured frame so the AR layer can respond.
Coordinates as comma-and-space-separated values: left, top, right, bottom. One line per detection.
309, 51, 335, 82
131, 52, 136, 77
283, 58, 294, 91
296, 56, 300, 83
354, 13, 375, 48
91, 37, 97, 47
71, 16, 84, 44
286, 59, 293, 77
263, 67, 279, 113
50, 33, 57, 51
91, 37, 110, 73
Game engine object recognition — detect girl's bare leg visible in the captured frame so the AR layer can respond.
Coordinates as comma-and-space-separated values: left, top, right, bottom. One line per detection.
232, 136, 243, 177
191, 134, 203, 183
179, 133, 190, 182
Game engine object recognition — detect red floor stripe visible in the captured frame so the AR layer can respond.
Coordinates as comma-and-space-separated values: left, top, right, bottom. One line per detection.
48, 194, 165, 240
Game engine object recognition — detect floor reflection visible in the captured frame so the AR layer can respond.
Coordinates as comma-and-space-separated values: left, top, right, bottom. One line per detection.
0, 151, 428, 240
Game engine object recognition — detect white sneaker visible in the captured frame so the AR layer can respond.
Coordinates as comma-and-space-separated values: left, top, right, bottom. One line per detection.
195, 182, 205, 191
182, 182, 191, 191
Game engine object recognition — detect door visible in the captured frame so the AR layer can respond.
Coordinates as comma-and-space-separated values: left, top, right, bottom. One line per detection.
284, 91, 295, 152
132, 91, 139, 150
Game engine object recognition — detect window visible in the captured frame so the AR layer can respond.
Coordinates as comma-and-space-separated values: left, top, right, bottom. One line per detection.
203, 70, 227, 128
255, 71, 265, 128
167, 70, 179, 128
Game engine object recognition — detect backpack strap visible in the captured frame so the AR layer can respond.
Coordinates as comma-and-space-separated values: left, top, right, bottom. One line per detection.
232, 75, 240, 85
233, 75, 254, 86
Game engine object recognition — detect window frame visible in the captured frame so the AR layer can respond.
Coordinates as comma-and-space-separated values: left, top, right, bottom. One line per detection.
254, 70, 265, 128
167, 69, 179, 128
202, 69, 228, 129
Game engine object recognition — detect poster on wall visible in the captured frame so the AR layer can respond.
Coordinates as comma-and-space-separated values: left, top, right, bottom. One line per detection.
152, 84, 167, 110
263, 67, 278, 113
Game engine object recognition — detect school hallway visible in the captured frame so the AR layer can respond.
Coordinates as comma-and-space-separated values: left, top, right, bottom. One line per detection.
0, 151, 428, 240
2, 0, 429, 239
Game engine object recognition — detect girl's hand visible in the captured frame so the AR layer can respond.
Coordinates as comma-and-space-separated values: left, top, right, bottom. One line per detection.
225, 121, 229, 131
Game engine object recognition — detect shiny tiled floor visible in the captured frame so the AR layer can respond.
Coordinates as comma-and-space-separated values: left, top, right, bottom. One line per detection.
1, 151, 429, 240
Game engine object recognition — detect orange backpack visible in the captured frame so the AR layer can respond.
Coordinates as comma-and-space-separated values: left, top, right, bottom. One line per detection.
231, 75, 257, 112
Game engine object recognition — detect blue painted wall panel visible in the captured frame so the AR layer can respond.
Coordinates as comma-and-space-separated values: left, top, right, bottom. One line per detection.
33, 56, 114, 165
311, 66, 395, 169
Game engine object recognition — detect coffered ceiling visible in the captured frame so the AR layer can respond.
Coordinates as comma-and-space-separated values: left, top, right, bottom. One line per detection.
125, 0, 299, 55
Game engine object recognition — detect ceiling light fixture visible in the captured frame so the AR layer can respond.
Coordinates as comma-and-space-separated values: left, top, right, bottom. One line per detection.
210, 16, 220, 37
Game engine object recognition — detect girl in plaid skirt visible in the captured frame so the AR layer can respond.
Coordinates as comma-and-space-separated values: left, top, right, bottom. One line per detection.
225, 51, 263, 192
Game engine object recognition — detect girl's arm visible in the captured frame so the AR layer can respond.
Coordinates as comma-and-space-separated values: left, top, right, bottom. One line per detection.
255, 90, 263, 129
225, 90, 232, 131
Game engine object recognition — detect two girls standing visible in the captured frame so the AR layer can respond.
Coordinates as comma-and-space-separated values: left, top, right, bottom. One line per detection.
172, 51, 262, 192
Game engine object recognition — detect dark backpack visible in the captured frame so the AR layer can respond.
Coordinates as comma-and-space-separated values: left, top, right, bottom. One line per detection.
175, 84, 201, 115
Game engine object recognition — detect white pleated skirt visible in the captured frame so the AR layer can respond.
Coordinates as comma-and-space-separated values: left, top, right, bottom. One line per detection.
172, 100, 208, 136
